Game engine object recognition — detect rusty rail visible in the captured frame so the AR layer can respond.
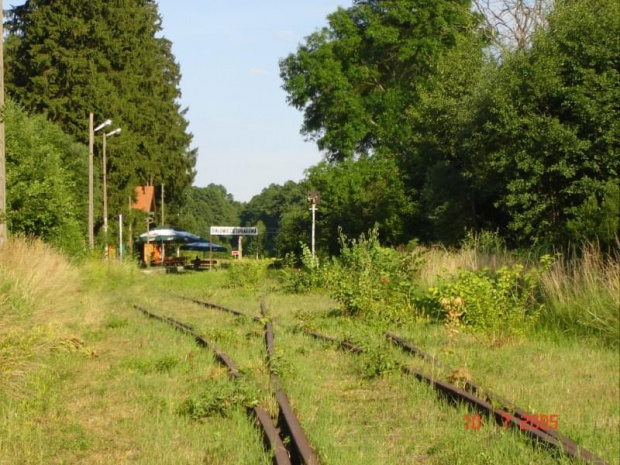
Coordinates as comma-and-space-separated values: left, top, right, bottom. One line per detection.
261, 301, 320, 465
133, 304, 290, 465
181, 296, 262, 322
175, 296, 607, 463
386, 331, 607, 464
291, 325, 607, 464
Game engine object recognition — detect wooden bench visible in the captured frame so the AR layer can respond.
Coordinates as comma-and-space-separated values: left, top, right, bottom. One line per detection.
190, 258, 218, 270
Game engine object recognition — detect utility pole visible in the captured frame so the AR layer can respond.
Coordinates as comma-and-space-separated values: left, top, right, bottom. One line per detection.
89, 116, 111, 251
88, 113, 94, 250
161, 184, 164, 226
307, 191, 319, 256
0, 0, 6, 246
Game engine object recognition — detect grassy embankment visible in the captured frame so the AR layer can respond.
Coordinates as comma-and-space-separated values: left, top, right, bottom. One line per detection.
1, 238, 618, 464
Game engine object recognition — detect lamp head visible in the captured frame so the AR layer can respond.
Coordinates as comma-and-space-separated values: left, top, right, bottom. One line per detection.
94, 119, 112, 132
106, 128, 122, 137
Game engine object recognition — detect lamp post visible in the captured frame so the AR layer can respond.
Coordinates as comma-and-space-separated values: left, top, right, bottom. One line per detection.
0, 0, 7, 246
307, 191, 319, 256
88, 115, 111, 250
102, 128, 121, 235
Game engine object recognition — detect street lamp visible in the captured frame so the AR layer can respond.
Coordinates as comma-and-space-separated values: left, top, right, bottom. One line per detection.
307, 191, 319, 256
88, 114, 112, 250
102, 127, 121, 236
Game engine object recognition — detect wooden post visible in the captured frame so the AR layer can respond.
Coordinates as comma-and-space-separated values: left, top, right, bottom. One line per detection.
161, 184, 164, 226
239, 236, 243, 260
128, 196, 133, 256
102, 132, 107, 235
118, 214, 123, 260
0, 0, 7, 246
209, 232, 213, 269
88, 113, 94, 250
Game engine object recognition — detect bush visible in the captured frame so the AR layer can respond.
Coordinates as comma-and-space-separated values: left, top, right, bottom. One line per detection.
177, 378, 259, 420
225, 259, 273, 292
427, 256, 553, 343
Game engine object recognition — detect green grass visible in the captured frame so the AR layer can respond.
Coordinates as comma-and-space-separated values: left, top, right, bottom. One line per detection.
1, 245, 618, 464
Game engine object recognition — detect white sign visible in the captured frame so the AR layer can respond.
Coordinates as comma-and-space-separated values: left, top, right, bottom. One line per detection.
210, 226, 258, 236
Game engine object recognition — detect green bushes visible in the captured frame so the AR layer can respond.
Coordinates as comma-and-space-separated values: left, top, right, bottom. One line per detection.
225, 259, 273, 292
540, 245, 619, 345
428, 257, 553, 343
177, 378, 259, 420
282, 227, 422, 322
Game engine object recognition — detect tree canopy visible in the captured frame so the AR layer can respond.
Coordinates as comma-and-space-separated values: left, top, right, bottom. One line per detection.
5, 0, 196, 229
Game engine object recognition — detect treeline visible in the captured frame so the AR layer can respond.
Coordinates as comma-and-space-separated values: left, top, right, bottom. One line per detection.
3, 0, 195, 250
240, 0, 619, 256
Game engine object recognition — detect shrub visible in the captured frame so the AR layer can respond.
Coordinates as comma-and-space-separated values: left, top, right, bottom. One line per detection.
428, 256, 553, 343
177, 378, 259, 420
225, 259, 272, 292
541, 244, 619, 345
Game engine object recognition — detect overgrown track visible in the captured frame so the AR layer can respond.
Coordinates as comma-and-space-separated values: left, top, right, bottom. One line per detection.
133, 304, 291, 465
179, 296, 608, 465
386, 331, 608, 465
261, 302, 320, 465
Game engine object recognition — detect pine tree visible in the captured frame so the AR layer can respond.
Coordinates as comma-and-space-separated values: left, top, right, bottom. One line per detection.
5, 0, 196, 232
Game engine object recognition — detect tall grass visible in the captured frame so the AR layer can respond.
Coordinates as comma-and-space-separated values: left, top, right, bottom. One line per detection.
540, 244, 619, 344
415, 237, 618, 345
417, 246, 516, 289
0, 237, 80, 397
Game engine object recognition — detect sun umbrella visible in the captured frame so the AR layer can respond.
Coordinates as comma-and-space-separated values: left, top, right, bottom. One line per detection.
137, 227, 202, 243
181, 241, 227, 252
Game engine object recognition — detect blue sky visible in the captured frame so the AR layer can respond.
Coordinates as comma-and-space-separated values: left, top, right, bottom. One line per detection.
156, 0, 346, 201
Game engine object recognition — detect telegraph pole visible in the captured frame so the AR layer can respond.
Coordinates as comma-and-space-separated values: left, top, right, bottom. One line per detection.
0, 0, 7, 246
307, 191, 319, 256
88, 113, 94, 250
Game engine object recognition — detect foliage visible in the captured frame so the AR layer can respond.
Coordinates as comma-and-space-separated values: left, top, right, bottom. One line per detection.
276, 0, 618, 249
282, 227, 423, 322
280, 0, 476, 161
241, 181, 309, 257
427, 256, 554, 342
540, 244, 620, 346
174, 184, 241, 247
306, 156, 416, 254
225, 259, 273, 292
5, 0, 197, 229
177, 377, 259, 420
4, 100, 88, 254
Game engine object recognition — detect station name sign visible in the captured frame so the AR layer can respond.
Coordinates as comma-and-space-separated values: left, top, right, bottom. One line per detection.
210, 226, 258, 236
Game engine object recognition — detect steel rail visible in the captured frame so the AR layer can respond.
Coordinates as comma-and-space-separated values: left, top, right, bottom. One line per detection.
176, 296, 607, 463
386, 331, 607, 465
181, 296, 262, 322
286, 323, 607, 464
133, 304, 290, 465
261, 301, 320, 465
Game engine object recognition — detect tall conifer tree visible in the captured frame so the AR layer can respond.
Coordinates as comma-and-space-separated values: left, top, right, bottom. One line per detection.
5, 0, 196, 228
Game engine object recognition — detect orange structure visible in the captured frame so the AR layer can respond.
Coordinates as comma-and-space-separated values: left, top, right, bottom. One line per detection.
132, 186, 155, 212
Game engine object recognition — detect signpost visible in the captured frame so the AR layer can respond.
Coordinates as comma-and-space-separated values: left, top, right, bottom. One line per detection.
209, 226, 258, 262
209, 226, 258, 236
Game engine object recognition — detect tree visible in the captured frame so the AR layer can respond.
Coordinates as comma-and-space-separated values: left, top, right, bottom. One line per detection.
306, 156, 415, 254
473, 0, 554, 52
280, 0, 476, 162
475, 0, 620, 244
241, 181, 308, 256
5, 0, 196, 235
174, 184, 241, 243
5, 100, 88, 254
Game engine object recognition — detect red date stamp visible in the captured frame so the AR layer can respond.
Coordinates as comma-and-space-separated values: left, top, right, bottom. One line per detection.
465, 413, 559, 431
519, 414, 559, 431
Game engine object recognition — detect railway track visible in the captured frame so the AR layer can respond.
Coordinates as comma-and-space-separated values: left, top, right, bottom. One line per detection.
133, 303, 318, 465
179, 295, 608, 465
